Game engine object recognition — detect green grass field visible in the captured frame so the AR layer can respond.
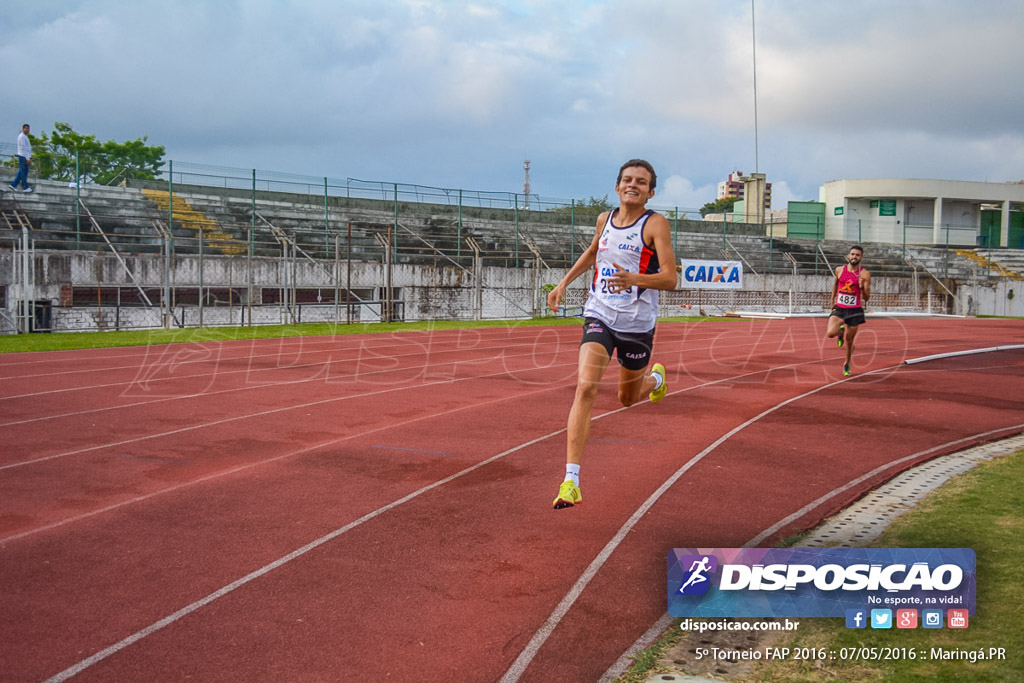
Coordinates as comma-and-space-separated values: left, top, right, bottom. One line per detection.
0, 316, 715, 354
754, 448, 1024, 682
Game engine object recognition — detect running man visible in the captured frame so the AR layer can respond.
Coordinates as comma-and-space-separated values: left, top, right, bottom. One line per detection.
678, 556, 712, 593
546, 159, 677, 509
826, 245, 871, 376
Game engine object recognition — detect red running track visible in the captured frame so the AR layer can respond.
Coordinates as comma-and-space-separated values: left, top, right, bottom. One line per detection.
0, 317, 1022, 682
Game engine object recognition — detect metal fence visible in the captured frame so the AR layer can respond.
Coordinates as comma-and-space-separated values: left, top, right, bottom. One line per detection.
0, 151, 1002, 333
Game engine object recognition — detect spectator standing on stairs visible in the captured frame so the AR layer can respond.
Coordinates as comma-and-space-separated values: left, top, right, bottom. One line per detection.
7, 123, 33, 193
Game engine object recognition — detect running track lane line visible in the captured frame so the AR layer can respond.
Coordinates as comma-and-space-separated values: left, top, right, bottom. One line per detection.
0, 342, 571, 429
507, 344, 1024, 681
903, 344, 1024, 365
38, 358, 828, 679
0, 380, 566, 545
3, 355, 826, 543
41, 430, 564, 683
1, 328, 850, 466
0, 327, 800, 419
497, 369, 867, 683
598, 421, 1024, 683
597, 423, 1024, 682
0, 351, 572, 470
745, 422, 1024, 546
0, 330, 573, 396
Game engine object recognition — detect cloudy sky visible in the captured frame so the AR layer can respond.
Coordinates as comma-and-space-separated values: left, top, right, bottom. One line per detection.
2, 0, 1023, 212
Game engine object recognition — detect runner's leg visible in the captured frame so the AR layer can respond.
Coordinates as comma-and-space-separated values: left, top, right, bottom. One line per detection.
826, 313, 844, 338
566, 342, 613, 466
617, 364, 656, 407
844, 324, 859, 366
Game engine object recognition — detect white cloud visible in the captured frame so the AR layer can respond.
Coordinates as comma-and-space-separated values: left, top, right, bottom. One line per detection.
1, 0, 1022, 203
652, 175, 718, 213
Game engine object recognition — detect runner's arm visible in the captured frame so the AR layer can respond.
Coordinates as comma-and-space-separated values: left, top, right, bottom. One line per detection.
829, 266, 841, 306
607, 213, 677, 292
547, 213, 605, 313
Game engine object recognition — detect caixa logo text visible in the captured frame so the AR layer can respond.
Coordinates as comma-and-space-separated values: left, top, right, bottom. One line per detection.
717, 562, 964, 592
683, 264, 740, 284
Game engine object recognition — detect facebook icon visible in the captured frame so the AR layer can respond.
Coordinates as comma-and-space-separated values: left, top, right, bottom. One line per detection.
845, 609, 867, 629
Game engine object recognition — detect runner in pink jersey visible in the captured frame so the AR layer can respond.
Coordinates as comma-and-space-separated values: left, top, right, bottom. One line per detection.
826, 245, 871, 376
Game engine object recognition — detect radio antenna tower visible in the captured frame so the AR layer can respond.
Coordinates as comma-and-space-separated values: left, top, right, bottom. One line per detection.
522, 160, 531, 210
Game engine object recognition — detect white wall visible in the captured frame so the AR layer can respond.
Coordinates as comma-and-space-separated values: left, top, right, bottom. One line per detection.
821, 178, 1024, 246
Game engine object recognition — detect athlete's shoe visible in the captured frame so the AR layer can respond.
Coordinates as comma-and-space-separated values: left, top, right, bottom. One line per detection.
649, 362, 667, 403
843, 363, 851, 377
837, 325, 846, 348
553, 480, 582, 509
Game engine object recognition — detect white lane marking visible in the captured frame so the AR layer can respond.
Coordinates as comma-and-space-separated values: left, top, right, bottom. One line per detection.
0, 352, 570, 470
37, 356, 831, 680
904, 344, 1024, 365
745, 423, 1024, 547
41, 430, 561, 683
500, 367, 871, 682
599, 424, 1024, 682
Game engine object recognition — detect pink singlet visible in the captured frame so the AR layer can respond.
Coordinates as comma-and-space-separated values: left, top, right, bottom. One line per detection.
835, 265, 863, 308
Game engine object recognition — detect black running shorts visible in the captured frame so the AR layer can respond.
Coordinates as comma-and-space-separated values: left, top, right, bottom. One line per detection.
830, 306, 866, 327
580, 317, 655, 370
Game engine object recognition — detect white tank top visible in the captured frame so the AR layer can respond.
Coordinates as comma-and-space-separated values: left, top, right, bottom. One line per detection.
583, 209, 661, 333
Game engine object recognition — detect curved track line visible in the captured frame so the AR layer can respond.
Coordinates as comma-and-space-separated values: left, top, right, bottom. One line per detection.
598, 424, 1024, 683
1, 356, 825, 544
598, 613, 677, 683
505, 342, 1024, 681
904, 344, 1024, 365
744, 422, 1024, 547
1, 328, 840, 464
500, 368, 873, 682
33, 357, 831, 679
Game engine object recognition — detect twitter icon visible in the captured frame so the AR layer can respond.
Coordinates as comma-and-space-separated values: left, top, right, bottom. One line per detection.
870, 609, 892, 629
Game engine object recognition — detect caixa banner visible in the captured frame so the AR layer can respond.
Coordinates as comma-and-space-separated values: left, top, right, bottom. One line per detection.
667, 548, 975, 617
680, 260, 743, 289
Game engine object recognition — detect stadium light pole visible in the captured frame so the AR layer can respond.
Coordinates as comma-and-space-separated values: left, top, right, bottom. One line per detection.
751, 0, 759, 175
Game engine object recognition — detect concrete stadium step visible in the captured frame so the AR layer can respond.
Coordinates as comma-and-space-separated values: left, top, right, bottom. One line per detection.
5, 178, 1017, 293
970, 249, 1024, 280
141, 189, 247, 255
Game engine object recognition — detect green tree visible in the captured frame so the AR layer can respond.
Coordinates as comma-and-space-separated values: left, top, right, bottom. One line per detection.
699, 196, 740, 217
13, 122, 165, 185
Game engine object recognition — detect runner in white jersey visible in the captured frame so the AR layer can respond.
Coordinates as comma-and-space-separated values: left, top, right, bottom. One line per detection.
584, 208, 661, 332
546, 159, 678, 509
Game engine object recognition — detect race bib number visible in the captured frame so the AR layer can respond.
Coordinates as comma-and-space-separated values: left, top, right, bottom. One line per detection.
836, 293, 858, 307
598, 277, 633, 297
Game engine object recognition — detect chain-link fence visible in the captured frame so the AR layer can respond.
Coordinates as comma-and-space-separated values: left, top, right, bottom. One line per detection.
1, 151, 1011, 334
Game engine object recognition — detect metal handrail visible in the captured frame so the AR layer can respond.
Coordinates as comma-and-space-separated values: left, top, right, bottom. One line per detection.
78, 198, 155, 308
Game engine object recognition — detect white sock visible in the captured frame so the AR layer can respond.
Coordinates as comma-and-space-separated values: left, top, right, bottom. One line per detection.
652, 371, 664, 391
565, 463, 580, 486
